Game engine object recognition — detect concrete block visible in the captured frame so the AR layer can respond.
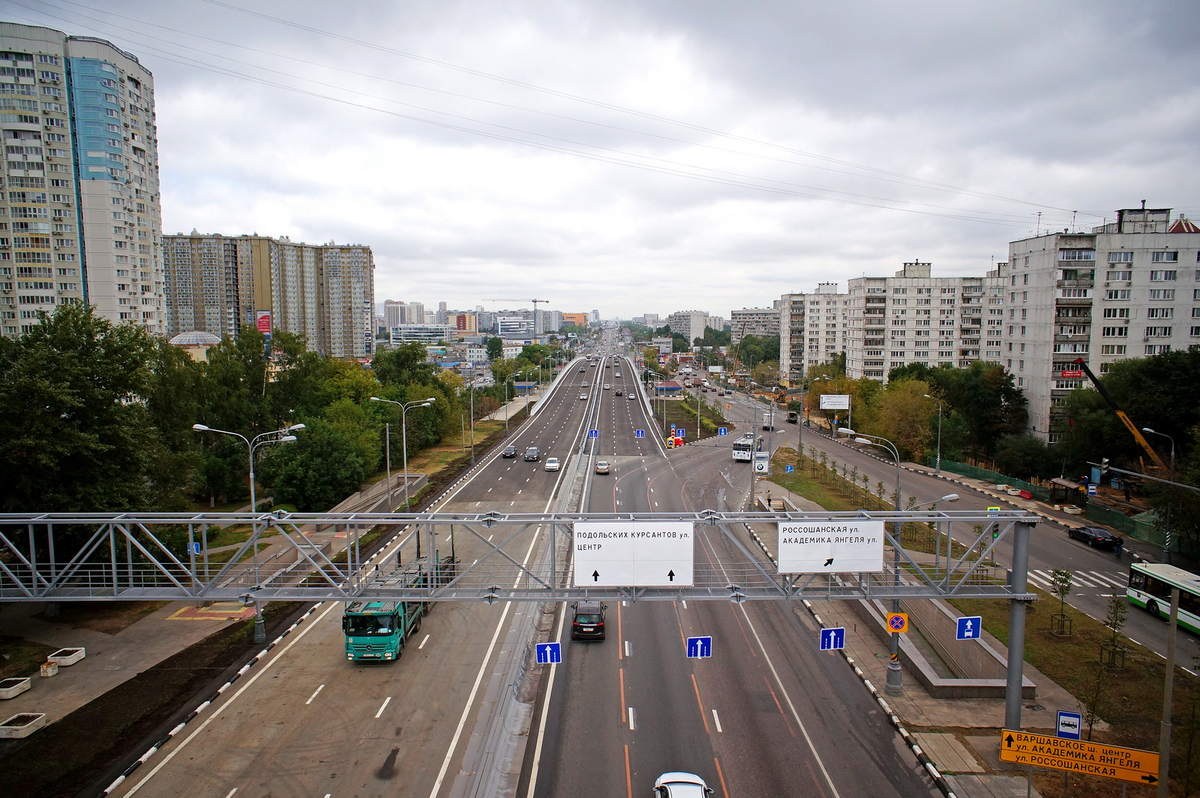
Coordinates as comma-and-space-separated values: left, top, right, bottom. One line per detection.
0, 712, 46, 738
48, 647, 86, 666
0, 677, 31, 699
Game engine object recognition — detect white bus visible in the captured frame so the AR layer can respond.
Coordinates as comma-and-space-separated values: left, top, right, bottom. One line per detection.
1127, 561, 1200, 635
732, 433, 760, 462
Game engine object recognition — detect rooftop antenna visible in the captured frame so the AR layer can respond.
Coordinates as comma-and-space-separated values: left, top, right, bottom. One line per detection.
1036, 211, 1042, 236
1071, 210, 1077, 232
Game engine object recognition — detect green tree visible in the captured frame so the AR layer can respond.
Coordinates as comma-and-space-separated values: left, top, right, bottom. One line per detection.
486, 336, 504, 361
0, 304, 186, 514
993, 434, 1056, 480
372, 342, 437, 387
937, 361, 1026, 459
257, 420, 368, 512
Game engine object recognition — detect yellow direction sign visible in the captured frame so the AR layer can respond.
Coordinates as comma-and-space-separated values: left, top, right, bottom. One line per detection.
999, 729, 1159, 786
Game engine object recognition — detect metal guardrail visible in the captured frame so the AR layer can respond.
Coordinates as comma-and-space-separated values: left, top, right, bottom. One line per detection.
0, 510, 1037, 603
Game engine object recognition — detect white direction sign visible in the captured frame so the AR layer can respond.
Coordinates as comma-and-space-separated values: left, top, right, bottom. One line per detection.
777, 520, 885, 573
573, 521, 694, 587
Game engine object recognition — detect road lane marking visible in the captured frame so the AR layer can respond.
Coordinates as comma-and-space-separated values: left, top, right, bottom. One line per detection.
691, 674, 710, 734
305, 684, 324, 705
418, 634, 431, 650
375, 696, 391, 718
714, 757, 729, 797
624, 745, 632, 798
712, 709, 723, 733
620, 668, 627, 723
681, 600, 687, 609
624, 640, 631, 658
628, 706, 636, 731
123, 601, 342, 796
223, 790, 237, 798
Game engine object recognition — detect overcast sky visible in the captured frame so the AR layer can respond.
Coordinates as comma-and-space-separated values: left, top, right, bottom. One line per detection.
6, 0, 1200, 320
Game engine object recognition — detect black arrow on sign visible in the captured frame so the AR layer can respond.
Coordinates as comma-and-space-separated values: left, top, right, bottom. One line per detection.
1004, 734, 1015, 748
1141, 775, 1158, 784
668, 570, 675, 582
592, 570, 600, 582
824, 558, 834, 567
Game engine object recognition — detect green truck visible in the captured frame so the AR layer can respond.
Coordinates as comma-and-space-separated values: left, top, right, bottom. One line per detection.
342, 555, 455, 662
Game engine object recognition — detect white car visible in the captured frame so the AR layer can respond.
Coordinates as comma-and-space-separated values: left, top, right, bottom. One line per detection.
603, 384, 611, 390
579, 393, 587, 400
544, 457, 560, 472
654, 772, 714, 797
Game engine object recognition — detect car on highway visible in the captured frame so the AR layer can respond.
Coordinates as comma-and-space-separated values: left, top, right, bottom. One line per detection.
544, 457, 560, 472
595, 460, 610, 474
570, 600, 606, 639
614, 388, 623, 396
579, 393, 587, 400
501, 445, 517, 458
524, 446, 540, 461
1068, 526, 1123, 549
628, 392, 636, 399
653, 772, 714, 797
603, 383, 610, 390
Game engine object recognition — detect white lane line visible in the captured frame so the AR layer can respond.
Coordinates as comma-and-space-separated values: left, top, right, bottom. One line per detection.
223, 790, 237, 798
418, 634, 431, 650
123, 601, 342, 796
375, 697, 392, 718
625, 640, 632, 658
305, 684, 324, 705
628, 706, 637, 731
487, 534, 493, 541
712, 709, 723, 733
681, 600, 687, 609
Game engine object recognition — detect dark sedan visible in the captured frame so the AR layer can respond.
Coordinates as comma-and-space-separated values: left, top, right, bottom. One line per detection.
1068, 526, 1123, 549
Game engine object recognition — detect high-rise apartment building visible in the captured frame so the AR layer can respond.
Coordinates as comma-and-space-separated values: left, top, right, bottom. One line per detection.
0, 23, 162, 338
846, 261, 1004, 380
163, 233, 374, 359
1008, 206, 1200, 441
777, 283, 850, 385
730, 306, 780, 346
666, 310, 711, 346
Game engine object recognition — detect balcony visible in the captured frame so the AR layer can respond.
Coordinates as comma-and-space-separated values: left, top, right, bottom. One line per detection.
1056, 279, 1094, 289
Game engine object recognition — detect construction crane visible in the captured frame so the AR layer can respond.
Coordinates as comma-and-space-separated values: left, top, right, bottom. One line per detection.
489, 298, 550, 308
1072, 357, 1168, 471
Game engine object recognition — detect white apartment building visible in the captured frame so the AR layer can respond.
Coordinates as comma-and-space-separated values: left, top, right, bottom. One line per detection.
0, 23, 163, 338
163, 233, 375, 359
730, 306, 779, 345
778, 283, 850, 385
388, 323, 456, 345
1009, 206, 1200, 442
845, 261, 1004, 380
666, 310, 711, 346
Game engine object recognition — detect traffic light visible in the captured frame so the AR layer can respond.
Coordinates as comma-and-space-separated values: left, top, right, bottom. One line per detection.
1100, 458, 1110, 480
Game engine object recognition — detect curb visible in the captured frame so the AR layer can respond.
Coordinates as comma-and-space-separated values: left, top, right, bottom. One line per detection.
739, 520, 957, 798
100, 603, 323, 796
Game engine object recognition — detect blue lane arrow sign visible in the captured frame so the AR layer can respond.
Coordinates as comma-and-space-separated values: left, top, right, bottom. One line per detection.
536, 642, 561, 664
820, 627, 845, 650
589, 429, 598, 438
678, 428, 686, 437
634, 429, 645, 438
956, 616, 982, 641
718, 427, 727, 436
686, 636, 712, 658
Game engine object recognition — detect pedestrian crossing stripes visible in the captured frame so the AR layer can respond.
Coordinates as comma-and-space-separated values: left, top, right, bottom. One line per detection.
1025, 569, 1128, 590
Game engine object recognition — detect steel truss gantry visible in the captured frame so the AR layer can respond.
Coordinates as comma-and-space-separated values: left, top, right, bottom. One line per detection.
0, 509, 1037, 604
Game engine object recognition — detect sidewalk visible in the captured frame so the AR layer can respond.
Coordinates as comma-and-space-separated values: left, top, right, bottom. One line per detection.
0, 600, 242, 726
757, 483, 1050, 798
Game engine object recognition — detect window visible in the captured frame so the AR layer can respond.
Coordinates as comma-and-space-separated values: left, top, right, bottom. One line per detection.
1102, 327, 1128, 337
1101, 345, 1127, 355
1150, 270, 1177, 282
1192, 327, 1200, 337
1146, 345, 1171, 355
1059, 249, 1096, 261
1145, 326, 1173, 338
1106, 289, 1131, 300
1149, 289, 1175, 300
1106, 270, 1132, 282
1147, 308, 1174, 319
1108, 252, 1134, 263
1103, 308, 1130, 319
1152, 251, 1178, 263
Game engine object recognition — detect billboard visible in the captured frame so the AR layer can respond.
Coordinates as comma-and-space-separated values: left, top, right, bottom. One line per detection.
819, 394, 850, 410
255, 310, 272, 334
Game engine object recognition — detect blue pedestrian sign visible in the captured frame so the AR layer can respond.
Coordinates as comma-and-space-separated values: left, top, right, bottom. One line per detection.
956, 616, 982, 641
686, 636, 712, 658
1057, 710, 1082, 740
589, 429, 598, 438
189, 542, 202, 555
635, 429, 645, 438
785, 465, 794, 473
819, 627, 845, 651
535, 642, 561, 664
718, 427, 727, 436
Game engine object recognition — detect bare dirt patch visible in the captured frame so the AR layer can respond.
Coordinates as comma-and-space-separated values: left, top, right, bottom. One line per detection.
34, 600, 169, 635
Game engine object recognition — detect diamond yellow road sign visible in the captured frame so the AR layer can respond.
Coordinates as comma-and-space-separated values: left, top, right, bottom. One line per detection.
999, 729, 1159, 786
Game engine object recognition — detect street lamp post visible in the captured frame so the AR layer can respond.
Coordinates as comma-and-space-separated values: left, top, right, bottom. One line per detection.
912, 493, 960, 576
371, 396, 438, 511
839, 427, 905, 695
1143, 427, 1177, 561
192, 422, 304, 643
924, 394, 942, 474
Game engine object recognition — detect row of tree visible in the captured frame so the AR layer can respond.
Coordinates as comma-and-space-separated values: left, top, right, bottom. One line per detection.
0, 305, 575, 518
